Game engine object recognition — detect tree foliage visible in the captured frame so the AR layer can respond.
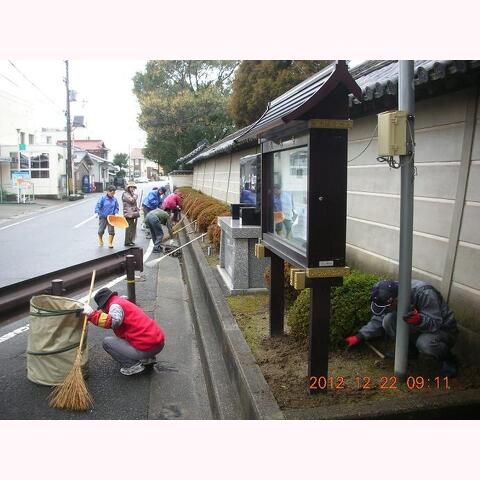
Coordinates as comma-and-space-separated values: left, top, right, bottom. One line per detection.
113, 153, 129, 168
133, 61, 239, 173
228, 60, 332, 127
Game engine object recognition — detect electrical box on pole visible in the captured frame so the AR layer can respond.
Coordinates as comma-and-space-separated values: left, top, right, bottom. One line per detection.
377, 110, 408, 156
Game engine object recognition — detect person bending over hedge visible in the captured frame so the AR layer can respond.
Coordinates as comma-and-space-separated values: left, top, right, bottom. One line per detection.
345, 279, 459, 378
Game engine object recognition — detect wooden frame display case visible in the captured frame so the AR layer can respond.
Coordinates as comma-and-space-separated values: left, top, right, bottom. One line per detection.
243, 61, 362, 392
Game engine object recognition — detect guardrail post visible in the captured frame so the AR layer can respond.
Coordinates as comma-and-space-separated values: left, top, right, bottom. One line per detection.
51, 279, 64, 296
126, 255, 136, 304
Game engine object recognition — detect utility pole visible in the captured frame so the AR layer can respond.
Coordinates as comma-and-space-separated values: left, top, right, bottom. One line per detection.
394, 61, 415, 380
65, 60, 72, 197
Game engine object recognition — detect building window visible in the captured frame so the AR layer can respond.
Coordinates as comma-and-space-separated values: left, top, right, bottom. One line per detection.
30, 153, 50, 178
20, 132, 25, 144
29, 134, 35, 144
10, 152, 29, 170
10, 152, 50, 178
46, 136, 52, 144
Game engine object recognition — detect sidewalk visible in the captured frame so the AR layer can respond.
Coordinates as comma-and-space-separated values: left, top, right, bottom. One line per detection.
0, 197, 70, 223
141, 250, 213, 419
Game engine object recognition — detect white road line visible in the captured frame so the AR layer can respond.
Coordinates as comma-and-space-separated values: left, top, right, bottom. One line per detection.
0, 216, 36, 230
0, 325, 29, 343
73, 214, 97, 229
42, 199, 90, 215
0, 239, 154, 344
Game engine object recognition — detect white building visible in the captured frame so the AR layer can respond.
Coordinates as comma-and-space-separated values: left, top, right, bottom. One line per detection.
0, 61, 68, 198
130, 147, 162, 180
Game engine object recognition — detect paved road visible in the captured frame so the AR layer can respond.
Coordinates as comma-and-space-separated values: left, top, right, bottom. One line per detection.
0, 184, 154, 288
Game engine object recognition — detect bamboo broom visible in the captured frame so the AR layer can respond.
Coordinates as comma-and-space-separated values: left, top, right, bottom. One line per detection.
48, 270, 96, 411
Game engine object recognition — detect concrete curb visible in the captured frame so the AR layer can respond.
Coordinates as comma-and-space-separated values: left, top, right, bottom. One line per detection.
181, 229, 284, 420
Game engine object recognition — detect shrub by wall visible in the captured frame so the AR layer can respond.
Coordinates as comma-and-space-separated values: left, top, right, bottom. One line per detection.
287, 270, 381, 348
178, 188, 231, 245
196, 203, 230, 232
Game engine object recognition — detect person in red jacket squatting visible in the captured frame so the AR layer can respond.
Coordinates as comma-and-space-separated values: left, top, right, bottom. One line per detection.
82, 287, 165, 376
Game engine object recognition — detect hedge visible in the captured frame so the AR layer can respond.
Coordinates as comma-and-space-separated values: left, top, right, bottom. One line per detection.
286, 270, 381, 348
177, 188, 230, 247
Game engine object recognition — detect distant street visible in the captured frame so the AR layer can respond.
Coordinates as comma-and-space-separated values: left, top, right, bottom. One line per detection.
0, 183, 154, 288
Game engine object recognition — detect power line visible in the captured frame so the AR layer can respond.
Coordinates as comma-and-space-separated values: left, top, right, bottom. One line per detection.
7, 60, 64, 113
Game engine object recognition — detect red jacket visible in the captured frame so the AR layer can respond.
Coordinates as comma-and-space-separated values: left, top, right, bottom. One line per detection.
88, 295, 165, 351
162, 193, 182, 210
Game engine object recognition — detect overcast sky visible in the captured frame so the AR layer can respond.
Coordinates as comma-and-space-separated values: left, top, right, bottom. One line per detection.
7, 60, 148, 157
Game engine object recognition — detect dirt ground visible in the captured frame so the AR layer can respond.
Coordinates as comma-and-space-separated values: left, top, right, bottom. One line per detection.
192, 225, 480, 413
227, 292, 480, 411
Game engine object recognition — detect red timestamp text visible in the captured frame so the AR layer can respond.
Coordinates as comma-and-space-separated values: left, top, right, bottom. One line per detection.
406, 376, 450, 390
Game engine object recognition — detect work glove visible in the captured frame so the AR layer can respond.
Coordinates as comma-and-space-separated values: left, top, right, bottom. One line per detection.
345, 335, 362, 348
403, 308, 421, 325
82, 304, 94, 316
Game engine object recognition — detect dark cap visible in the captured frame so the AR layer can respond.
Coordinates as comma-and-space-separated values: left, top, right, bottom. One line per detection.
371, 280, 398, 315
94, 287, 117, 309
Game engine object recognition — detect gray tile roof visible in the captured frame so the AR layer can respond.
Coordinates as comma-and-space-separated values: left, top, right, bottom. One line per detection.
349, 60, 480, 106
176, 140, 209, 164
174, 59, 480, 166
185, 125, 257, 165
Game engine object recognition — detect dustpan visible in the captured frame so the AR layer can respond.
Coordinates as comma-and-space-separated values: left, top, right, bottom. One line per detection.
107, 214, 129, 228
273, 211, 285, 224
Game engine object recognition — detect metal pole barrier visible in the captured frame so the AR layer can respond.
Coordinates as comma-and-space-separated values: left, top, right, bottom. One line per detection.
394, 60, 415, 380
51, 279, 64, 296
126, 254, 136, 304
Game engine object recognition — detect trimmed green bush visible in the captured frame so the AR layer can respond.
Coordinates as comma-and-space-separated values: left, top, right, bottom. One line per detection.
287, 270, 381, 348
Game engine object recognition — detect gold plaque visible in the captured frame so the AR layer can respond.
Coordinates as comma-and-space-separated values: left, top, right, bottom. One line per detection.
308, 119, 353, 130
306, 266, 351, 278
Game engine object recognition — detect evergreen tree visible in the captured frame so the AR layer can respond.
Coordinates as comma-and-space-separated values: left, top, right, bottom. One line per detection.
228, 60, 332, 127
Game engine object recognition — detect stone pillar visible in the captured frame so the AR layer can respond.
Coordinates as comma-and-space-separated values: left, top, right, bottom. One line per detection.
217, 216, 269, 294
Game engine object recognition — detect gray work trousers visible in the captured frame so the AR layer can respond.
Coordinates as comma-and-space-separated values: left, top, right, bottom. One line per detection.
103, 336, 165, 368
145, 215, 164, 249
98, 216, 114, 236
382, 312, 457, 361
124, 217, 136, 245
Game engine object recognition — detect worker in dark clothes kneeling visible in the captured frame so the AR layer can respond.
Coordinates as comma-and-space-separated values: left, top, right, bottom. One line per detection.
345, 279, 459, 378
83, 288, 165, 376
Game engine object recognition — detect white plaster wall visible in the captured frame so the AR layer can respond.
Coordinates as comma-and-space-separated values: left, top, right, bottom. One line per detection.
347, 88, 480, 333
191, 89, 480, 333
169, 174, 193, 188
192, 146, 257, 204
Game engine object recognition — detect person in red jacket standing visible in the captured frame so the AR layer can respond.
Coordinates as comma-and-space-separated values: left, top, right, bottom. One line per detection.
83, 287, 165, 376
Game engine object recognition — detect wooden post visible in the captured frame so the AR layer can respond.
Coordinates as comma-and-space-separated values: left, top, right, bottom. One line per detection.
308, 280, 331, 393
269, 251, 284, 336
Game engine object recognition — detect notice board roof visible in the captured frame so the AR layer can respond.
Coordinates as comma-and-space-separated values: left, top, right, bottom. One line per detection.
238, 60, 362, 140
